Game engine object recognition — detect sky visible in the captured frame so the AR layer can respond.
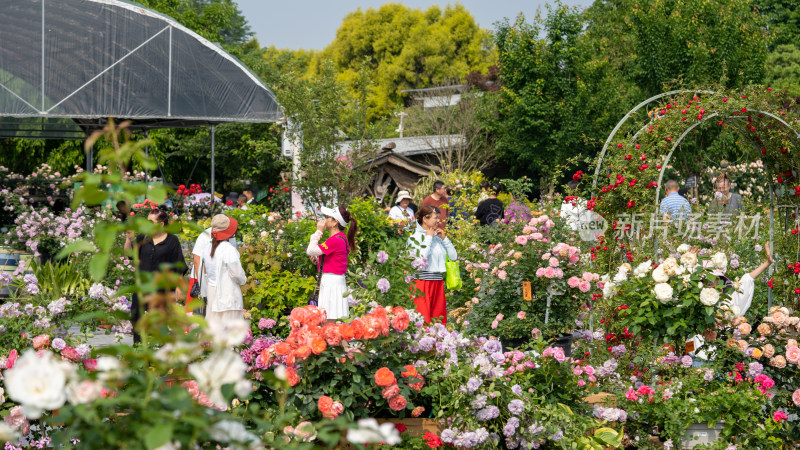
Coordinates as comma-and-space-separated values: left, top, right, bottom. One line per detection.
235, 0, 593, 50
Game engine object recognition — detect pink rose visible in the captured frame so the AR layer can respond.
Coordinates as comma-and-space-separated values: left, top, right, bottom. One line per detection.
786, 346, 800, 364
583, 366, 595, 375
5, 406, 29, 435
549, 257, 560, 267
498, 270, 507, 280
515, 235, 528, 245
536, 268, 546, 277
32, 334, 50, 350
544, 267, 555, 278
481, 263, 490, 270
531, 233, 543, 240
517, 311, 526, 320
577, 379, 586, 387
625, 388, 639, 401
572, 367, 583, 375
491, 321, 498, 329
569, 254, 580, 264
579, 281, 591, 292
774, 411, 788, 422
6, 349, 18, 369
553, 268, 564, 279
568, 277, 581, 288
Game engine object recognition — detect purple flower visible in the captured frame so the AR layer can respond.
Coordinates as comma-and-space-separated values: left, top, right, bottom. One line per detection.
511, 384, 522, 396
376, 278, 390, 293
376, 251, 389, 264
411, 257, 428, 270
0, 273, 11, 286
75, 344, 91, 359
441, 429, 455, 444
23, 274, 37, 285
471, 395, 487, 409
476, 405, 500, 421
418, 336, 436, 352
258, 318, 276, 330
503, 424, 516, 437
748, 362, 763, 378
703, 368, 714, 381
466, 377, 482, 393
52, 338, 66, 350
508, 399, 524, 415
482, 340, 502, 355
681, 355, 693, 368
25, 284, 39, 295
611, 344, 626, 356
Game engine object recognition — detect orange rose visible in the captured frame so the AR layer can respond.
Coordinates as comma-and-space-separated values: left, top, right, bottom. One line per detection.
411, 406, 425, 417
737, 323, 751, 336
379, 316, 390, 336
374, 367, 397, 387
311, 338, 327, 355
752, 348, 763, 359
322, 323, 342, 346
287, 367, 300, 386
771, 355, 787, 368
258, 348, 272, 367
318, 395, 333, 414
392, 306, 405, 315
285, 352, 296, 366
410, 380, 424, 391
388, 394, 407, 411
757, 323, 772, 336
296, 346, 312, 359
339, 323, 354, 341
351, 319, 365, 340
764, 344, 775, 358
401, 365, 417, 378
392, 312, 410, 332
274, 342, 292, 356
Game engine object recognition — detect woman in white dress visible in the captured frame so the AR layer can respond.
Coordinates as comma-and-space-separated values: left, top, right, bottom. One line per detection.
306, 205, 357, 322
202, 214, 247, 327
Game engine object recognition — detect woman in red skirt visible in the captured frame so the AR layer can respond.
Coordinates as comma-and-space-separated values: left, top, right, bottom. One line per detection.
407, 205, 458, 324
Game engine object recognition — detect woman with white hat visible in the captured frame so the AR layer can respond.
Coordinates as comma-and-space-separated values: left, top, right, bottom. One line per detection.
388, 190, 415, 221
202, 214, 247, 327
306, 205, 358, 321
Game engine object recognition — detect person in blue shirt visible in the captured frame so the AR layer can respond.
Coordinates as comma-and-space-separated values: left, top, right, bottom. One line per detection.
660, 179, 691, 220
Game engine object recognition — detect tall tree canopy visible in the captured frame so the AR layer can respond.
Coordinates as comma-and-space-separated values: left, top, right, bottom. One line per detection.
310, 3, 494, 118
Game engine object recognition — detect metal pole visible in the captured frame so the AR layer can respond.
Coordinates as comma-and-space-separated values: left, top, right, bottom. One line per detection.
87, 145, 93, 172
144, 131, 149, 183
210, 125, 215, 210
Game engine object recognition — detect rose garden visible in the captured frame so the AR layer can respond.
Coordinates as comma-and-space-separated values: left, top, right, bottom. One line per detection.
3, 0, 800, 448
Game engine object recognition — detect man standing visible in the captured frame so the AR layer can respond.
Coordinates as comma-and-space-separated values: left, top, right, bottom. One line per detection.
710, 175, 743, 214
659, 180, 691, 220
421, 181, 449, 230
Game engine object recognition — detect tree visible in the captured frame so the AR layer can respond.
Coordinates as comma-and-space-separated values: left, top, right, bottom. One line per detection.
757, 0, 800, 49
492, 5, 591, 183
136, 0, 252, 47
309, 3, 494, 119
404, 89, 498, 172
765, 44, 800, 97
629, 0, 768, 96
277, 61, 383, 210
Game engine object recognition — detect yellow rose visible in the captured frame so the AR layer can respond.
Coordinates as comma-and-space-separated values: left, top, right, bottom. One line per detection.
751, 348, 763, 359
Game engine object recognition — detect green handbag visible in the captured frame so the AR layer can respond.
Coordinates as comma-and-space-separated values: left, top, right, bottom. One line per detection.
444, 254, 462, 290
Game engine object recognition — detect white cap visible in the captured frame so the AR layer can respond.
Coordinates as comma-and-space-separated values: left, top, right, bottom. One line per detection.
396, 191, 413, 204
320, 206, 347, 227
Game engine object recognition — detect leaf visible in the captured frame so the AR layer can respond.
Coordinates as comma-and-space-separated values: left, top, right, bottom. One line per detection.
594, 427, 622, 446
147, 185, 168, 204
144, 423, 173, 449
56, 240, 97, 259
90, 253, 110, 281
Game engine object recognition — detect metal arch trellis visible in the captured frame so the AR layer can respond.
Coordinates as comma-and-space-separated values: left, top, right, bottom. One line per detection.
594, 88, 800, 312
591, 89, 720, 196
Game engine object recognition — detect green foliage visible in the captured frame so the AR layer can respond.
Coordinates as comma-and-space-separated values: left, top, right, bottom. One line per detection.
135, 0, 252, 47
493, 5, 592, 181
758, 0, 800, 49
238, 243, 315, 318
311, 3, 494, 119
630, 0, 768, 96
765, 44, 800, 97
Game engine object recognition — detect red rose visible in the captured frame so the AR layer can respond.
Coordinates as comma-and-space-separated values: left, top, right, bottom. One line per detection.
617, 143, 624, 148
624, 155, 632, 160
626, 201, 635, 208
226, 200, 233, 206
284, 187, 290, 192
768, 278, 774, 288
395, 423, 407, 433
723, 97, 728, 102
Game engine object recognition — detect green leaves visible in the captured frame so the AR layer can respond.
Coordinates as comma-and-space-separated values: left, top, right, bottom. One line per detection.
144, 423, 173, 450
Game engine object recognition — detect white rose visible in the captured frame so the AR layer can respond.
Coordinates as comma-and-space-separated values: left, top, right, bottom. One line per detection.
652, 266, 669, 283
674, 264, 686, 276
154, 341, 203, 364
600, 274, 611, 285
654, 283, 674, 303
711, 252, 728, 270
677, 244, 691, 253
209, 420, 260, 446
188, 349, 248, 407
66, 380, 103, 405
661, 257, 679, 276
95, 356, 128, 383
613, 269, 628, 283
207, 318, 250, 348
602, 282, 616, 299
347, 419, 402, 446
4, 350, 75, 418
700, 288, 720, 306
0, 422, 19, 443
680, 252, 697, 269
634, 261, 653, 278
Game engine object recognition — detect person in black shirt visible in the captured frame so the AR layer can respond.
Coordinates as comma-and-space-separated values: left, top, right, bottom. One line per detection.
475, 182, 505, 226
124, 208, 186, 344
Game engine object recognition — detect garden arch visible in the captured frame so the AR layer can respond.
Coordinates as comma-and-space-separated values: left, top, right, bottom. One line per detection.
589, 87, 800, 308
